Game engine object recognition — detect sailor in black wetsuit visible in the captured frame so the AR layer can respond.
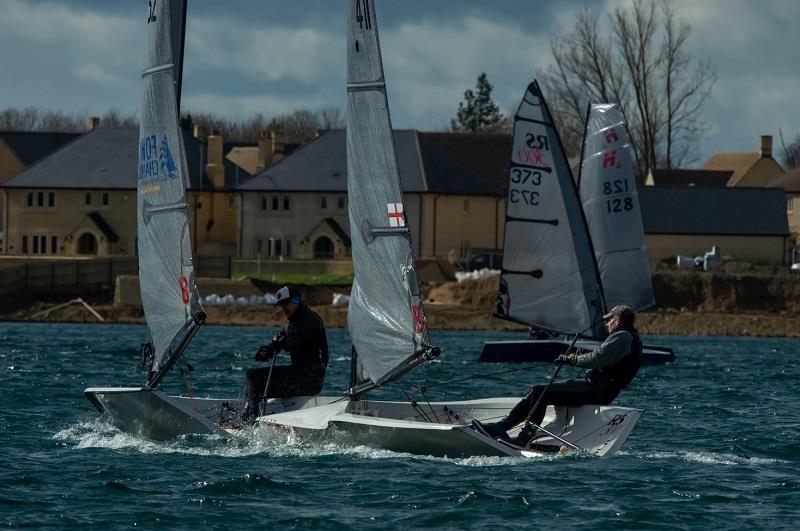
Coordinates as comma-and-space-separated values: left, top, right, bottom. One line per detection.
242, 286, 328, 421
474, 305, 642, 446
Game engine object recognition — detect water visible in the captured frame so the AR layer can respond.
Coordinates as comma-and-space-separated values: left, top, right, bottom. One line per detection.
1, 322, 799, 529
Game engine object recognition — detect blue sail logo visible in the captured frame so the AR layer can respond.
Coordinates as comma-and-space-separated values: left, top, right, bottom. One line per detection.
139, 134, 180, 184
159, 135, 178, 179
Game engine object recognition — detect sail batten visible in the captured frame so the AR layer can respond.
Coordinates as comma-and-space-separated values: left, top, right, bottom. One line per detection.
496, 81, 606, 339
345, 0, 432, 388
137, 0, 202, 384
579, 104, 654, 311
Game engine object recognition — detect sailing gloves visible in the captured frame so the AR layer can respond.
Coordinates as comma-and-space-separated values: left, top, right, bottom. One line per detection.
555, 353, 578, 366
255, 332, 287, 361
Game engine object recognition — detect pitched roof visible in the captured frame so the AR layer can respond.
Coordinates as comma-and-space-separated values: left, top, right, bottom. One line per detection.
239, 129, 510, 196
639, 186, 789, 236
87, 212, 119, 242
416, 132, 509, 196
0, 131, 80, 166
1, 127, 250, 190
648, 168, 733, 187
702, 151, 760, 185
769, 167, 800, 192
303, 217, 352, 247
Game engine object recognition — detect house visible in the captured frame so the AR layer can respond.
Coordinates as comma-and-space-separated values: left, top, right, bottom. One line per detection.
702, 135, 785, 186
0, 130, 80, 251
236, 129, 509, 260
639, 186, 790, 264
767, 168, 800, 243
0, 126, 249, 257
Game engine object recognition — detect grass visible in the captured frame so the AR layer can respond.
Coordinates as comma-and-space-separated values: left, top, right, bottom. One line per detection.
233, 271, 354, 286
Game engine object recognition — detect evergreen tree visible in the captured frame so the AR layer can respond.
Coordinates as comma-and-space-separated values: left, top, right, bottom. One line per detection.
451, 73, 506, 133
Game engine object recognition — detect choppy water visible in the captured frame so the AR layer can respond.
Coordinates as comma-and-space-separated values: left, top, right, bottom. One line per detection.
1, 322, 799, 529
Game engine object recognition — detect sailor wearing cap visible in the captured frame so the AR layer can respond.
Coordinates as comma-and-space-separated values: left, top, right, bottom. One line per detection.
241, 286, 329, 422
473, 305, 643, 447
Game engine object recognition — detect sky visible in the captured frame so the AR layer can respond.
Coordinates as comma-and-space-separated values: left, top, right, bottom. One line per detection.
1, 0, 799, 166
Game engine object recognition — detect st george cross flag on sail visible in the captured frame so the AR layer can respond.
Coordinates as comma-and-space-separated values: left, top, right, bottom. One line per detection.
387, 202, 405, 227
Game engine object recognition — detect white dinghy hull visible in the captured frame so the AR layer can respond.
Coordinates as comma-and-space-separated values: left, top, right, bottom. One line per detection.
258, 398, 642, 458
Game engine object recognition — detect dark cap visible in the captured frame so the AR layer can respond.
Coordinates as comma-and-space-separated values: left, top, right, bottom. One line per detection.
602, 304, 635, 324
275, 286, 301, 306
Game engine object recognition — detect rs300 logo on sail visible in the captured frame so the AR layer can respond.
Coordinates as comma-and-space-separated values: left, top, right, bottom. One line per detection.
139, 134, 179, 185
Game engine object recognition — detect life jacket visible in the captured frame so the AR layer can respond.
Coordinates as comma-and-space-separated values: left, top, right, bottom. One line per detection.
589, 325, 642, 396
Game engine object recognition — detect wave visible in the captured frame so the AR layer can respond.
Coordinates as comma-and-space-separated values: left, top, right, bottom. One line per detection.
632, 449, 785, 466
53, 420, 563, 466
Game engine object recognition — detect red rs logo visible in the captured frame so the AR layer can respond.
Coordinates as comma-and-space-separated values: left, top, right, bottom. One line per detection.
602, 150, 617, 169
179, 276, 190, 304
411, 304, 426, 334
604, 128, 619, 144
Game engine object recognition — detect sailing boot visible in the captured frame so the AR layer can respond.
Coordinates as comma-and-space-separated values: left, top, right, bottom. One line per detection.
471, 420, 512, 442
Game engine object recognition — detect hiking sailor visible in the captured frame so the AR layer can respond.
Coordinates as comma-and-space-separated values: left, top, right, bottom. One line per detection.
474, 304, 642, 446
242, 286, 329, 421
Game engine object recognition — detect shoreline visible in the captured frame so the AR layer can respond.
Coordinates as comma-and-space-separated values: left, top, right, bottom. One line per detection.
3, 302, 799, 338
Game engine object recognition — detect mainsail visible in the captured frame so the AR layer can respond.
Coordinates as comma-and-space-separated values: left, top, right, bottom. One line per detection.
578, 104, 654, 311
138, 0, 203, 387
346, 0, 433, 390
496, 81, 606, 339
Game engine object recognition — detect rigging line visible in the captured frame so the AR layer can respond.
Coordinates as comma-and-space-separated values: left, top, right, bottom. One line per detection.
411, 385, 440, 423
415, 364, 543, 391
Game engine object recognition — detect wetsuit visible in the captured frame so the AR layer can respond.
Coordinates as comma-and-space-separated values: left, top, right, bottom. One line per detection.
243, 304, 328, 418
500, 325, 642, 431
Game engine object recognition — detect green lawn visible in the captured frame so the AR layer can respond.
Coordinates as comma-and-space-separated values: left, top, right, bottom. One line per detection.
233, 271, 354, 286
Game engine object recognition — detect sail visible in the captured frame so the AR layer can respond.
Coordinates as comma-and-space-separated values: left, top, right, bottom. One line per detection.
346, 0, 431, 387
579, 104, 654, 311
496, 81, 606, 338
138, 0, 202, 380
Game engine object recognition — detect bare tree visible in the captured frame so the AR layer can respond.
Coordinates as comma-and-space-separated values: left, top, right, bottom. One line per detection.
780, 133, 800, 170
540, 0, 716, 181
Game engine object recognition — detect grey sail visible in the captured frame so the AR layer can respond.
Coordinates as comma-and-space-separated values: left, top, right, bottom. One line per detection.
138, 0, 202, 385
346, 0, 432, 388
579, 104, 654, 311
496, 82, 606, 338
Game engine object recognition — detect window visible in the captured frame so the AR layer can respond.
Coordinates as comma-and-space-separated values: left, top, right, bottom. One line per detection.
789, 197, 795, 213
48, 192, 55, 208
84, 192, 92, 206
272, 195, 279, 211
282, 195, 290, 211
255, 238, 263, 255
320, 196, 328, 210
337, 197, 345, 210
33, 236, 39, 254
275, 239, 282, 256
261, 195, 268, 210
37, 192, 44, 207
22, 235, 28, 254
102, 192, 109, 207
463, 198, 470, 213
26, 192, 33, 207
51, 236, 58, 254
38, 235, 47, 254
285, 239, 292, 257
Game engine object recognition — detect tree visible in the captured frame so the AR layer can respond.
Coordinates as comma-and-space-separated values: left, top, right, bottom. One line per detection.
780, 133, 800, 170
451, 73, 508, 133
539, 0, 717, 181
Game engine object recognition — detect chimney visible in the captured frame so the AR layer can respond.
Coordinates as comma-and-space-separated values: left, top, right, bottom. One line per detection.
760, 135, 773, 158
88, 116, 100, 129
206, 129, 224, 188
255, 129, 273, 173
193, 124, 208, 142
272, 128, 285, 164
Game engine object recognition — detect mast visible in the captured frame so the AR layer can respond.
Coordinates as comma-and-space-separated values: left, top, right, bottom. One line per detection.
345, 0, 438, 395
495, 81, 606, 339
139, 0, 204, 389
579, 104, 654, 311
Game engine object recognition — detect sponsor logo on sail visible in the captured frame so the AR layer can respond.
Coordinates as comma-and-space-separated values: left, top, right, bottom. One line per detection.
139, 134, 179, 189
387, 202, 405, 227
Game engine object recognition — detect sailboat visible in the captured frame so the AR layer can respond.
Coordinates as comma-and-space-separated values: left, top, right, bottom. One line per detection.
251, 2, 641, 458
479, 98, 675, 365
83, 0, 242, 439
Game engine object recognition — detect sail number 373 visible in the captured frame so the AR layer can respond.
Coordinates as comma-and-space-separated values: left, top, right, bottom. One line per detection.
509, 168, 542, 206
